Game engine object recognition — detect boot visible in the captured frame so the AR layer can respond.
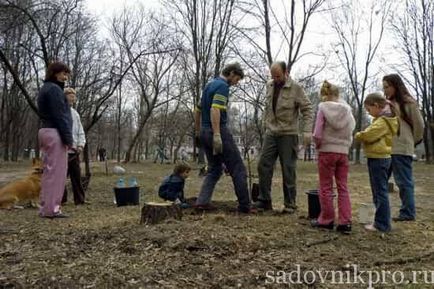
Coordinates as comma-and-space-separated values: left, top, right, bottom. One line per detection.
253, 199, 273, 211
283, 189, 297, 214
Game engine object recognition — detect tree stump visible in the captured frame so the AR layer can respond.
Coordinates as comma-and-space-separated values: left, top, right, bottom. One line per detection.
140, 202, 182, 225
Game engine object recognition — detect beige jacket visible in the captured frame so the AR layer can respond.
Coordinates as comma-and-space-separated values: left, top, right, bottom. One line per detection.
263, 78, 313, 135
391, 101, 424, 156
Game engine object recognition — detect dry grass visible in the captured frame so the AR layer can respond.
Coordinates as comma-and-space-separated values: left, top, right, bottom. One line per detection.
0, 160, 433, 288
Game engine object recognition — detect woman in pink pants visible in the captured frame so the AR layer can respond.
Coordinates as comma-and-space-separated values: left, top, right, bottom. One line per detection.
37, 61, 73, 218
311, 81, 355, 233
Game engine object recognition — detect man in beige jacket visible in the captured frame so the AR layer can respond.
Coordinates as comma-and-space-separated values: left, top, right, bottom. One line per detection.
256, 61, 313, 213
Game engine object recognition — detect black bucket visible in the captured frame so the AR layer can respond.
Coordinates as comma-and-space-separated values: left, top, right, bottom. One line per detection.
114, 186, 140, 206
306, 189, 321, 219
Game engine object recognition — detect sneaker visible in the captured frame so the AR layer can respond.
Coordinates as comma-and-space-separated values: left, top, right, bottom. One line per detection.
179, 202, 191, 209
336, 224, 352, 234
364, 224, 377, 231
392, 216, 415, 222
253, 200, 273, 211
310, 219, 334, 230
282, 207, 296, 214
194, 203, 217, 211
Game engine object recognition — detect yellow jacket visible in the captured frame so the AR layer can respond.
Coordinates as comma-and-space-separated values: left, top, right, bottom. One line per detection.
355, 116, 399, 158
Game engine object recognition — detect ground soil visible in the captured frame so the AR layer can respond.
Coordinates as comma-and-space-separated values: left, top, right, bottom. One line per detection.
0, 160, 433, 288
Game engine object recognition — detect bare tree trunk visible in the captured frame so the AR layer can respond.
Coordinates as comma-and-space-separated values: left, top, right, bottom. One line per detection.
3, 127, 10, 162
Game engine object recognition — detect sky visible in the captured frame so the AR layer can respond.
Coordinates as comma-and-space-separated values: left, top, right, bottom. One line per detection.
85, 0, 161, 18
84, 0, 399, 92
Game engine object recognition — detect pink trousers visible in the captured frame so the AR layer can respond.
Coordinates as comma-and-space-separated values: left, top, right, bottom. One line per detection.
317, 152, 352, 225
38, 128, 68, 217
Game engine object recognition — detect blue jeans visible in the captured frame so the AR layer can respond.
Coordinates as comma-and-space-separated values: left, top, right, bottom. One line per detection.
391, 155, 415, 219
367, 158, 392, 232
196, 127, 251, 211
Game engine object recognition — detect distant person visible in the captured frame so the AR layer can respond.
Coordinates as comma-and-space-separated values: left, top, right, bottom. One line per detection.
194, 62, 255, 214
255, 61, 313, 213
158, 163, 191, 208
153, 146, 169, 164
180, 148, 188, 161
37, 61, 72, 218
62, 88, 87, 205
311, 81, 355, 233
383, 74, 424, 222
98, 147, 106, 162
355, 93, 398, 232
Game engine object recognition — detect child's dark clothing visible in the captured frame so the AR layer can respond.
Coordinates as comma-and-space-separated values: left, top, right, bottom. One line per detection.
158, 174, 185, 202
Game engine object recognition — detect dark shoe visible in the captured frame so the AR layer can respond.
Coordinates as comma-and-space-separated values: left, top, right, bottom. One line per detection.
238, 207, 258, 214
253, 200, 273, 211
336, 224, 352, 234
392, 216, 415, 222
76, 200, 91, 205
43, 212, 69, 219
194, 203, 217, 211
310, 219, 334, 230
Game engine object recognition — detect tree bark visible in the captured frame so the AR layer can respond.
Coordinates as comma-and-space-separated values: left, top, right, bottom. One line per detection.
140, 202, 182, 225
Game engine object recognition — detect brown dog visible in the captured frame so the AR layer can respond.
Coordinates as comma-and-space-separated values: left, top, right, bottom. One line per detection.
0, 158, 43, 209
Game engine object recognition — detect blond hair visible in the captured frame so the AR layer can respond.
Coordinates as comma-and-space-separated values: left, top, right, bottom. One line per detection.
320, 80, 339, 98
64, 87, 76, 95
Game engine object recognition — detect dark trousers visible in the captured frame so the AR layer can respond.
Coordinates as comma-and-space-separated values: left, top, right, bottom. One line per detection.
196, 127, 251, 211
62, 153, 85, 205
367, 158, 392, 232
257, 134, 298, 208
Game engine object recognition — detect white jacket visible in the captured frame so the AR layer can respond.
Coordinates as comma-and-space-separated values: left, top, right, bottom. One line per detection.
69, 107, 86, 152
315, 100, 355, 154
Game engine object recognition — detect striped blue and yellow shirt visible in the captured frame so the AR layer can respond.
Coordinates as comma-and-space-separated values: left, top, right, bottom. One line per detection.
199, 77, 229, 128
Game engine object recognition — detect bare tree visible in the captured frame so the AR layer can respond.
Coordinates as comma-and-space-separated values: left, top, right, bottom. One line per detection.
110, 8, 183, 163
165, 0, 239, 163
391, 0, 434, 162
236, 0, 326, 70
330, 0, 392, 163
233, 0, 326, 148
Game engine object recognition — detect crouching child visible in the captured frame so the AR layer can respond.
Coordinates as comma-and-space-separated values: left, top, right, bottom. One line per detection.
158, 163, 191, 208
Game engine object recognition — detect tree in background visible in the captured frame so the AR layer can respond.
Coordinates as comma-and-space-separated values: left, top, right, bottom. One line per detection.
330, 0, 392, 163
391, 0, 434, 162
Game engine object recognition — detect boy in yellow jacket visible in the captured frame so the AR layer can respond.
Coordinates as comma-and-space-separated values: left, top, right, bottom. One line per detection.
355, 93, 399, 232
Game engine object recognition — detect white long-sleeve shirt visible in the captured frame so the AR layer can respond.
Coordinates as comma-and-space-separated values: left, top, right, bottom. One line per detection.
68, 107, 86, 153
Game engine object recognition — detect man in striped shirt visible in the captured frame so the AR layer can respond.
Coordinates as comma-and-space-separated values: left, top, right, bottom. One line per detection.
194, 63, 255, 214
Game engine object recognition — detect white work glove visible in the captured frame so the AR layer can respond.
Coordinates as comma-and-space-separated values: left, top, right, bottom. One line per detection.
213, 133, 223, 155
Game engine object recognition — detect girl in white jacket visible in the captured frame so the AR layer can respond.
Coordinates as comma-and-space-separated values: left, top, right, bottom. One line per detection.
311, 81, 355, 233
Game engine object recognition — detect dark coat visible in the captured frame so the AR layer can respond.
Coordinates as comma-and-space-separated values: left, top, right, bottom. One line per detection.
37, 80, 73, 146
